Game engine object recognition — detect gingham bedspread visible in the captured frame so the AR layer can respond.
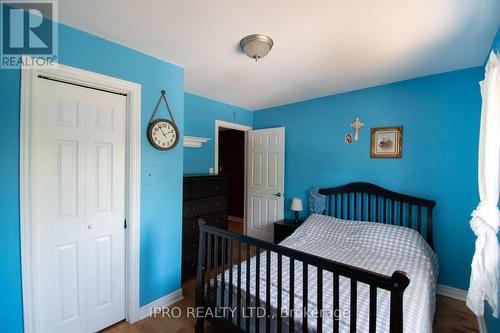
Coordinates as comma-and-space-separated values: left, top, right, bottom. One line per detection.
216, 214, 439, 333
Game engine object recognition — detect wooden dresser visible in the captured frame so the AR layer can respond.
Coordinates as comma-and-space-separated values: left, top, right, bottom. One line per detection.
182, 174, 228, 281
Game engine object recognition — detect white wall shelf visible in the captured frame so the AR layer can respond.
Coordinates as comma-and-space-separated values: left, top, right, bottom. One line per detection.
184, 136, 210, 148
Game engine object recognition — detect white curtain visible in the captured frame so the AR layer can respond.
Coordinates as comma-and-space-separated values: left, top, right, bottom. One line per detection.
466, 51, 500, 318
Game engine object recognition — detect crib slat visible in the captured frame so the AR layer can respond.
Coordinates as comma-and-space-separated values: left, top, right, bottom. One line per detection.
237, 240, 242, 328
317, 268, 323, 333
350, 279, 357, 333
228, 238, 233, 316
207, 234, 212, 304
290, 259, 295, 332
246, 244, 251, 333
221, 237, 226, 310
214, 236, 219, 307
303, 263, 308, 332
369, 285, 377, 333
200, 232, 206, 302
333, 273, 339, 333
255, 247, 260, 333
375, 196, 379, 222
266, 250, 271, 333
277, 253, 283, 333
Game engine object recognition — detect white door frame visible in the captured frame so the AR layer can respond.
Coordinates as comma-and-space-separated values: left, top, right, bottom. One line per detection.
20, 59, 142, 333
214, 120, 252, 231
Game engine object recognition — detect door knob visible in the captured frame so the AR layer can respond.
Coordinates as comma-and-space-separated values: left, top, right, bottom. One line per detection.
88, 224, 95, 230
275, 192, 282, 197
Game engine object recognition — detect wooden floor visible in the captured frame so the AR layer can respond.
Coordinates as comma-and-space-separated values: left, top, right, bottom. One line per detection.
102, 221, 479, 333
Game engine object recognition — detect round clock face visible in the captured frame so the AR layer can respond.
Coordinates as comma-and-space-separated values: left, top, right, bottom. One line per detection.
147, 119, 179, 150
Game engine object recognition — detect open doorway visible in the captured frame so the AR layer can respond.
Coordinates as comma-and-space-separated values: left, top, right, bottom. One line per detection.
215, 120, 251, 235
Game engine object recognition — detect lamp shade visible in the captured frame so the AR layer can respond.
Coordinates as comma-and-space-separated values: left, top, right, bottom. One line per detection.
291, 198, 303, 212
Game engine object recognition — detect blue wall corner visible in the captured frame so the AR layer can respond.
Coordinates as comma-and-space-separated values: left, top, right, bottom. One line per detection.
253, 67, 484, 292
0, 22, 184, 332
183, 92, 253, 174
492, 25, 500, 51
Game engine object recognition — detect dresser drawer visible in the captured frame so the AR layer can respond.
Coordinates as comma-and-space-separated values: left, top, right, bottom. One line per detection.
182, 254, 198, 281
183, 196, 226, 218
184, 179, 226, 200
183, 212, 227, 237
182, 234, 199, 258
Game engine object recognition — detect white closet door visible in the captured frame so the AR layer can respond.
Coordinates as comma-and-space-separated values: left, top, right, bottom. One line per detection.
246, 127, 285, 242
34, 79, 88, 333
85, 89, 126, 332
32, 79, 126, 333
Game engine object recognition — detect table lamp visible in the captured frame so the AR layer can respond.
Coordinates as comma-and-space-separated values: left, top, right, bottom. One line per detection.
291, 198, 303, 225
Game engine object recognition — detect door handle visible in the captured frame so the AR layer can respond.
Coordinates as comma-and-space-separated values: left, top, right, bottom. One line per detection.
87, 224, 95, 230
275, 192, 282, 197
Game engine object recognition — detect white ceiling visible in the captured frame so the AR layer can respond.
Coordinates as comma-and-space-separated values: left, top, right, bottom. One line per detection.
58, 0, 500, 110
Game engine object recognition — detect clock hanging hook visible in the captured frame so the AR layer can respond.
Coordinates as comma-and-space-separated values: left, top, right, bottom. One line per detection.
148, 90, 176, 125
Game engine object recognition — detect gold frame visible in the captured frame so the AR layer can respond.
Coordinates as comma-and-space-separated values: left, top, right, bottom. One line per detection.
370, 126, 403, 158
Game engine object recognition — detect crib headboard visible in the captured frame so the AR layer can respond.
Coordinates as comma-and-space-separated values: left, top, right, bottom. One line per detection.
319, 182, 436, 249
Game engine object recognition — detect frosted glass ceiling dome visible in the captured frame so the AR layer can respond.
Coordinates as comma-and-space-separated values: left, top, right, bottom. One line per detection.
240, 34, 274, 62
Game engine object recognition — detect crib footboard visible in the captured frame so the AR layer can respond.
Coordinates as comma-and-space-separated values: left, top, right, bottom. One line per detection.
195, 221, 410, 333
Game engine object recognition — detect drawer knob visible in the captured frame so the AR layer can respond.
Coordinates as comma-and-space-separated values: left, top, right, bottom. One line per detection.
191, 226, 196, 231
191, 262, 196, 267
215, 185, 221, 190
215, 219, 220, 223
215, 202, 220, 207
191, 207, 196, 212
191, 187, 196, 193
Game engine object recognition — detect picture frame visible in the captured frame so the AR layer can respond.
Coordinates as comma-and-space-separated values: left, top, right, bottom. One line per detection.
370, 126, 403, 158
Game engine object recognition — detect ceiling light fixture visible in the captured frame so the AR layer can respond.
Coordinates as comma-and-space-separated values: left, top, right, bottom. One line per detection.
240, 34, 274, 62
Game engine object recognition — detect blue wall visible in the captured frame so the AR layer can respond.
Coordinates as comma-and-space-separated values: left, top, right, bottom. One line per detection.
254, 67, 484, 291
184, 92, 252, 174
0, 23, 184, 332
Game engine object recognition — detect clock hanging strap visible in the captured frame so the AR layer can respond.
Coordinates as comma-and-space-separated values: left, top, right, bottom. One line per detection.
149, 90, 176, 124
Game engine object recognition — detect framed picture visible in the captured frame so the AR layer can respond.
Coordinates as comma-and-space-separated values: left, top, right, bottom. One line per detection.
370, 126, 403, 158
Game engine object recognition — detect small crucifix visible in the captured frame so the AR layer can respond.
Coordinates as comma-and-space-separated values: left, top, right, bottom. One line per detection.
350, 117, 364, 141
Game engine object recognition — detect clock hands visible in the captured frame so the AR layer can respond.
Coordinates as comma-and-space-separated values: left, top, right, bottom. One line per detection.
159, 126, 175, 144
159, 127, 169, 139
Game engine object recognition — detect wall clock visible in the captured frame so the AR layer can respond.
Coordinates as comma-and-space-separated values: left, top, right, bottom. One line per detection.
147, 118, 179, 150
147, 90, 179, 151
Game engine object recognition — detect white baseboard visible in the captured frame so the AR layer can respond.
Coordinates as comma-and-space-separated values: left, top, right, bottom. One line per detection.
436, 284, 487, 333
436, 284, 467, 301
228, 215, 244, 224
477, 315, 487, 333
137, 289, 184, 321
